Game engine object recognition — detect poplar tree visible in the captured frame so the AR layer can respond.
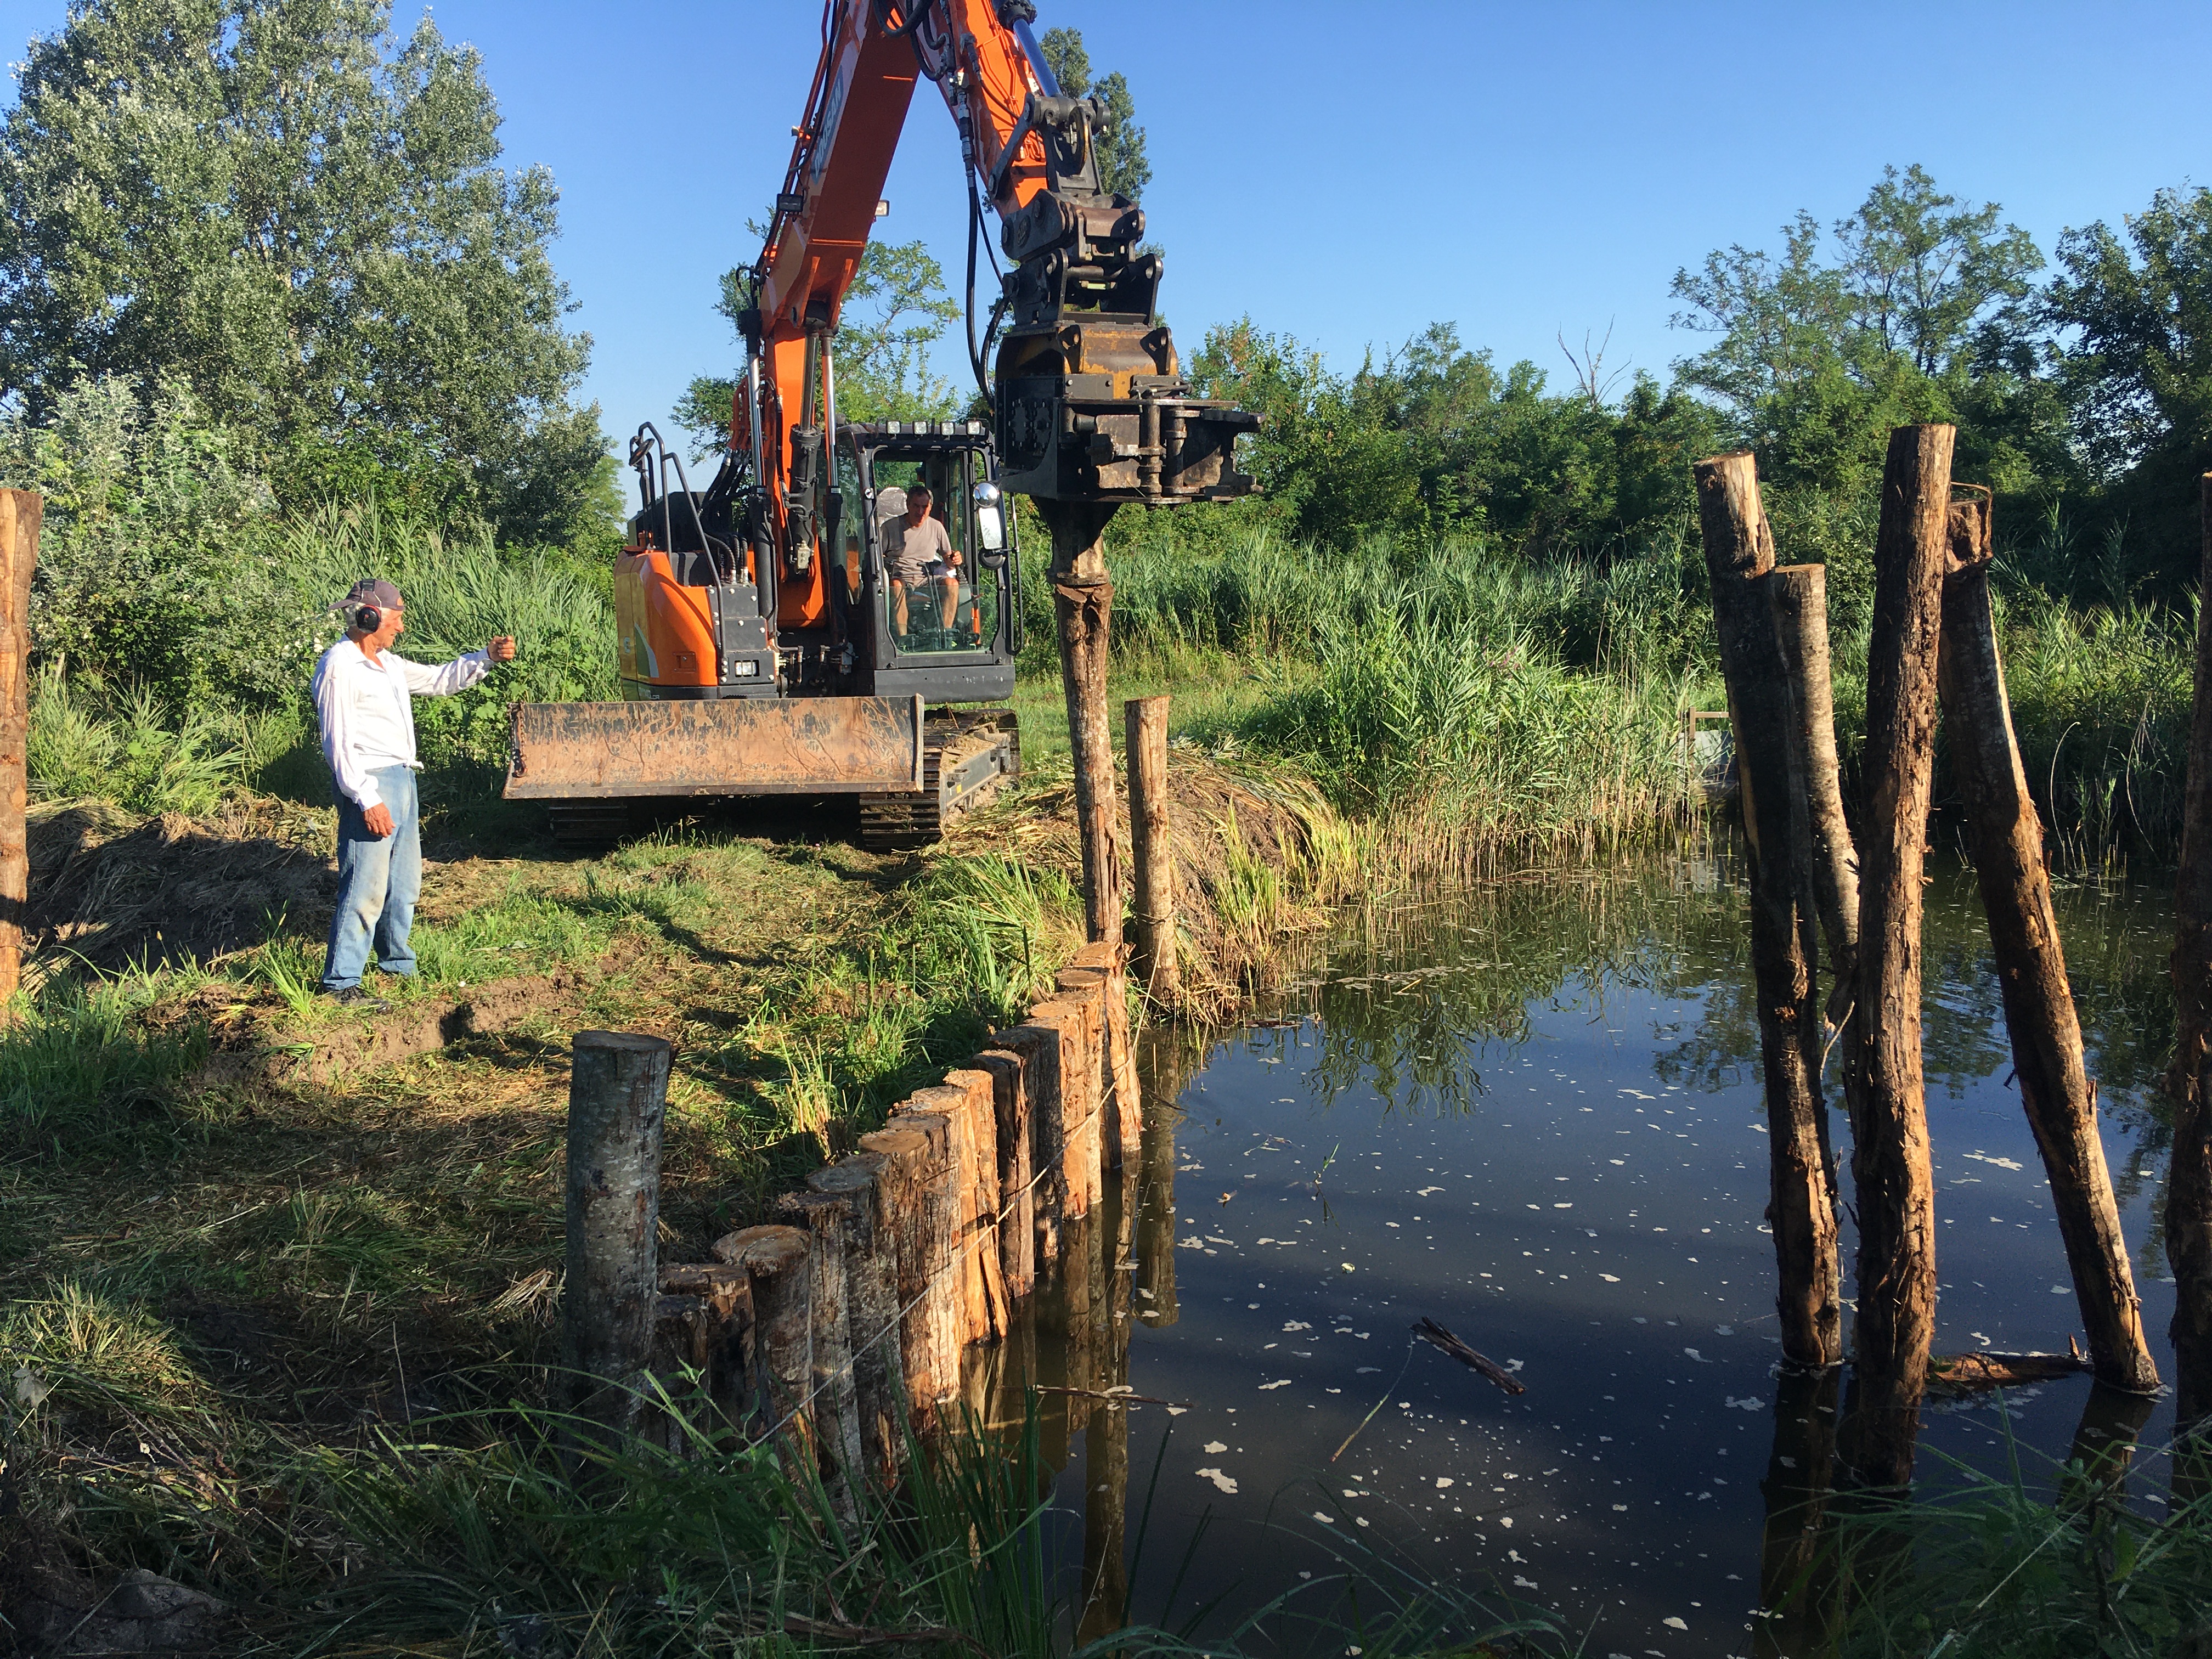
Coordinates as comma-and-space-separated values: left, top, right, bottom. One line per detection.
0, 0, 613, 545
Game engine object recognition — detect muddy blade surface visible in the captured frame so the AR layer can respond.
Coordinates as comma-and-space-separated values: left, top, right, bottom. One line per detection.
504, 696, 925, 799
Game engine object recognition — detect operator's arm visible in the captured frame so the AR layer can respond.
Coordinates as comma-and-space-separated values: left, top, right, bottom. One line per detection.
392, 648, 494, 697
313, 656, 383, 812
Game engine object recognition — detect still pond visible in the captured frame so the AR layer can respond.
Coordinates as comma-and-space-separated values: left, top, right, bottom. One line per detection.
985, 846, 2182, 1657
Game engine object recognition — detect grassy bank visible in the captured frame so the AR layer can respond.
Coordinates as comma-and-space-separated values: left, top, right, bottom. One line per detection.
1011, 520, 2200, 867
0, 727, 1393, 1650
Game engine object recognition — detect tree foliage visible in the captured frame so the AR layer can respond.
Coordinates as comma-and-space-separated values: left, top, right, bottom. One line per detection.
0, 0, 615, 547
676, 238, 963, 459
2041, 186, 2212, 586
1192, 318, 1724, 556
1669, 165, 2057, 499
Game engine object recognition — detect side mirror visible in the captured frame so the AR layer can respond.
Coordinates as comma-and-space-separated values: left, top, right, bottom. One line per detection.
977, 504, 1005, 552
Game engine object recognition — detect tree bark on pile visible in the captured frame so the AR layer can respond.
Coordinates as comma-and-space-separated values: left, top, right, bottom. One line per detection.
1936, 495, 2158, 1396
1839, 424, 1953, 1491
1694, 451, 1841, 1371
2169, 470, 2212, 1442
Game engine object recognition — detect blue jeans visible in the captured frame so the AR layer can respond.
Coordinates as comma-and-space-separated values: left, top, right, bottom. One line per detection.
323, 765, 422, 992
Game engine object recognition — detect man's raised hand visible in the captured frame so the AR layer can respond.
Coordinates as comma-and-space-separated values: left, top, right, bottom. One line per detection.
487, 635, 517, 663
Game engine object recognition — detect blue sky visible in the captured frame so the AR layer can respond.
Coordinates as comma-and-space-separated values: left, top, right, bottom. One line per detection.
5, 1, 2208, 444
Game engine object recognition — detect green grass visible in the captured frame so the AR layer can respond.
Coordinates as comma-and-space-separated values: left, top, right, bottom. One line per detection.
1826, 1435, 2212, 1658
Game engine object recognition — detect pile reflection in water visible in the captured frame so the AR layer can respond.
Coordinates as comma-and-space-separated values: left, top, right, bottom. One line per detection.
968, 849, 2181, 1657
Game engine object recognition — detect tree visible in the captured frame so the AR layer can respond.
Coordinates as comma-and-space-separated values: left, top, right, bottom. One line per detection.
2045, 185, 2212, 586
1669, 165, 2057, 499
1834, 164, 2042, 377
676, 238, 962, 456
0, 0, 615, 547
1039, 27, 1149, 203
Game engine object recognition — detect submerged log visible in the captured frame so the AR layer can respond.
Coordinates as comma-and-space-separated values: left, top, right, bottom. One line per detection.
1923, 1348, 2091, 1397
2168, 470, 2212, 1434
1695, 451, 1842, 1372
1840, 424, 1955, 1491
1412, 1317, 1526, 1396
1938, 500, 2159, 1396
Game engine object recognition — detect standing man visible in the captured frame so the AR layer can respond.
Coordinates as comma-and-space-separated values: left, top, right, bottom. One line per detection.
313, 578, 517, 1007
883, 483, 962, 637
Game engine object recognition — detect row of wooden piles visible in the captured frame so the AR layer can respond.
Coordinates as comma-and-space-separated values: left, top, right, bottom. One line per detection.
1696, 430, 2205, 1504
557, 939, 1163, 1516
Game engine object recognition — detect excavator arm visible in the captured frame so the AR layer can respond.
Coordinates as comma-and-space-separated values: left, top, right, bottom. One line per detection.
737, 0, 1255, 627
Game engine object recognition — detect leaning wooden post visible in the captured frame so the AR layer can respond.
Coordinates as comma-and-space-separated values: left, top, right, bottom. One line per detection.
1125, 696, 1179, 1004
1694, 452, 1842, 1371
1040, 501, 1124, 947
0, 492, 35, 1008
1768, 565, 1860, 998
1937, 497, 2159, 1396
2168, 470, 2212, 1438
561, 1031, 673, 1453
1839, 424, 1954, 1491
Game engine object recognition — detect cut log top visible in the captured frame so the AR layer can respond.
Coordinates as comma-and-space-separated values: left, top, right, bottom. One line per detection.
808, 1156, 884, 1198
857, 1125, 929, 1159
573, 1030, 674, 1057
711, 1224, 810, 1278
902, 1085, 969, 1117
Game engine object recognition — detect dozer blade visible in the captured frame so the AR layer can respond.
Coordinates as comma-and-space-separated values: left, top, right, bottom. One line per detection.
504, 695, 925, 799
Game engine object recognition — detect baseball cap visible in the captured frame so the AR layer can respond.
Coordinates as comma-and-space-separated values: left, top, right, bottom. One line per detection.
344, 578, 404, 612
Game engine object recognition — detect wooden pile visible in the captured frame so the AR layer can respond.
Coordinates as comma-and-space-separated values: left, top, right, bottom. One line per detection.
558, 940, 1144, 1500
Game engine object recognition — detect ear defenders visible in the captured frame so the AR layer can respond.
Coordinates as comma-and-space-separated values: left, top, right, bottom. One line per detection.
351, 605, 381, 633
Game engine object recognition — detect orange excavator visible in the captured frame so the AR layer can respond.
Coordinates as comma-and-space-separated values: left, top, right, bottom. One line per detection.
504, 0, 1254, 848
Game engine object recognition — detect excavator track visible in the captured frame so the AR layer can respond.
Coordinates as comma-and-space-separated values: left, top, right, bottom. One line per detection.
857, 711, 1021, 851
546, 801, 637, 852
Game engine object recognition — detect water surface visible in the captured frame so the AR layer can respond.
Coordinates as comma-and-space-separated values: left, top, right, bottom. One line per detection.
992, 849, 2180, 1657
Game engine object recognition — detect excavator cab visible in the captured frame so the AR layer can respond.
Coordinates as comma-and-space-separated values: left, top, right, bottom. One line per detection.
837, 420, 1018, 701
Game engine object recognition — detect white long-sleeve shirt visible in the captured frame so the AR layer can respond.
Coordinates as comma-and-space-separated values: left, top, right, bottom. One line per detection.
312, 637, 491, 810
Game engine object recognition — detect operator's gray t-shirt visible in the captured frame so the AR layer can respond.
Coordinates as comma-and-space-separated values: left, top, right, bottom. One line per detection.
885, 514, 952, 584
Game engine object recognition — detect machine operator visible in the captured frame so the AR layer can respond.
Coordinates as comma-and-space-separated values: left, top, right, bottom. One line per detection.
884, 483, 963, 638
312, 578, 517, 1008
